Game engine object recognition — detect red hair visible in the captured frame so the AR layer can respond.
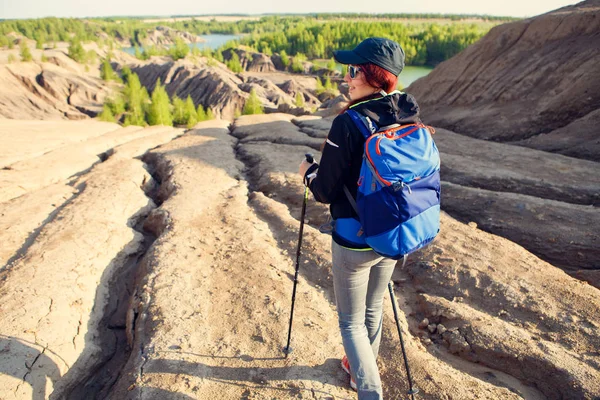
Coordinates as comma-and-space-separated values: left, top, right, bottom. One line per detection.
341, 63, 398, 113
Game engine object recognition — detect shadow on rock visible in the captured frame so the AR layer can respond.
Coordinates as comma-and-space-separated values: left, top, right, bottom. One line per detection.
0, 336, 61, 400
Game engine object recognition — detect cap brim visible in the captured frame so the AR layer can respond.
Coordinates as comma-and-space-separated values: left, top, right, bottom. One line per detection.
333, 50, 368, 65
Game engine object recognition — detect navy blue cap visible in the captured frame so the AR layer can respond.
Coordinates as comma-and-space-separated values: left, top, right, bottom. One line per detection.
333, 37, 405, 76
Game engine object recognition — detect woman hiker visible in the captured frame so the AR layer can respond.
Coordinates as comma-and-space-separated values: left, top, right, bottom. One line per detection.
299, 37, 423, 399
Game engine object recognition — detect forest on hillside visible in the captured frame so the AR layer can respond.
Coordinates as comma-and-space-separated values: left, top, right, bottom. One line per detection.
0, 14, 517, 66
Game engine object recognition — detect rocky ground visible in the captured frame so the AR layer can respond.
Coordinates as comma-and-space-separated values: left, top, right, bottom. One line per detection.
1, 3, 598, 398
1, 115, 598, 400
0, 43, 328, 122
407, 0, 600, 162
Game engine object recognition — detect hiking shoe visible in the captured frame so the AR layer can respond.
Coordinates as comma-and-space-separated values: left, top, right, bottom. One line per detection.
341, 355, 351, 375
341, 356, 357, 391
350, 376, 357, 391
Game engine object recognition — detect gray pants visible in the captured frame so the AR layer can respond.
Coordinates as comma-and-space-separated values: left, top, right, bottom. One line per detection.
332, 241, 396, 400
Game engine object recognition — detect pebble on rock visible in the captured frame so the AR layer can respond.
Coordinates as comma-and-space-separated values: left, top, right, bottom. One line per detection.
428, 323, 437, 333
418, 318, 429, 329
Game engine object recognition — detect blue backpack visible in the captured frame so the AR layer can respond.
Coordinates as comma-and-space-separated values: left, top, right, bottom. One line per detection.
337, 109, 441, 260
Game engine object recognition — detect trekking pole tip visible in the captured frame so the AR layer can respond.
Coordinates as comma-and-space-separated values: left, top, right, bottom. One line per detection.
282, 345, 293, 356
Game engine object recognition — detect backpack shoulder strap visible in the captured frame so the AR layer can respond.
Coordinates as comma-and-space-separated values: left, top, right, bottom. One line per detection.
343, 185, 360, 215
346, 109, 377, 140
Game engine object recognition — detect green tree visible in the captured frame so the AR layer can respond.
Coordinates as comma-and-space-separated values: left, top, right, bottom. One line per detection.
291, 52, 306, 73
242, 88, 263, 115
206, 107, 215, 120
341, 64, 348, 77
98, 104, 116, 122
324, 77, 337, 92
169, 37, 189, 60
295, 92, 304, 107
68, 39, 86, 63
201, 47, 212, 58
123, 71, 149, 126
315, 76, 325, 94
172, 95, 186, 125
226, 51, 243, 73
196, 104, 207, 121
20, 41, 32, 62
184, 96, 198, 128
106, 95, 126, 116
146, 79, 173, 126
326, 58, 336, 71
100, 58, 120, 82
280, 50, 289, 68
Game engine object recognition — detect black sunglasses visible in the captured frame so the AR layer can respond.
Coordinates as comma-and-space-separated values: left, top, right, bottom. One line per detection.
349, 65, 361, 79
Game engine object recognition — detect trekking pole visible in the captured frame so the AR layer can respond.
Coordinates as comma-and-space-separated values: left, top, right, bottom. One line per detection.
283, 153, 314, 357
388, 276, 419, 399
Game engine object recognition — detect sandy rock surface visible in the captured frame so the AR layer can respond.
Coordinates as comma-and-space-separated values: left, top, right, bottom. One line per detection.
406, 0, 600, 162
125, 59, 322, 121
0, 124, 179, 203
0, 57, 113, 120
0, 119, 119, 169
0, 113, 599, 399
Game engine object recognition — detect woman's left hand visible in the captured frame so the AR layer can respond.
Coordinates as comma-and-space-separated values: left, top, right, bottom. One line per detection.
298, 158, 314, 179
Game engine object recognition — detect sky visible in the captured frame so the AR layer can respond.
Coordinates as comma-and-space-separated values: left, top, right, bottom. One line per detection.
0, 0, 582, 20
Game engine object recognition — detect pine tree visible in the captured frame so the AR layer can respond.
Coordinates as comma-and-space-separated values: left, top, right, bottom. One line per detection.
68, 39, 86, 63
169, 37, 189, 60
327, 58, 336, 71
184, 96, 198, 128
206, 107, 215, 120
100, 58, 120, 82
280, 50, 290, 68
295, 92, 305, 107
123, 72, 148, 126
201, 47, 212, 58
324, 77, 337, 92
98, 104, 116, 122
226, 51, 243, 73
341, 64, 348, 77
315, 77, 325, 95
146, 79, 173, 126
196, 104, 207, 122
106, 96, 126, 116
172, 95, 186, 125
20, 41, 32, 62
242, 88, 263, 115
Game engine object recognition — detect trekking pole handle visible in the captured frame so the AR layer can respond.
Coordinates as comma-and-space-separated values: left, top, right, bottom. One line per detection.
305, 153, 314, 164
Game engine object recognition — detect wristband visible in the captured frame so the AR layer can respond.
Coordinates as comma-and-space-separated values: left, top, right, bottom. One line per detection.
304, 163, 319, 186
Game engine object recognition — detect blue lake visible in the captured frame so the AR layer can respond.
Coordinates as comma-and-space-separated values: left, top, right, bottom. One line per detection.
121, 34, 433, 86
398, 66, 433, 88
121, 34, 244, 55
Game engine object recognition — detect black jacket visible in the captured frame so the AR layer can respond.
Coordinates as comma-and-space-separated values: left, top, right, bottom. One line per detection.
309, 91, 421, 228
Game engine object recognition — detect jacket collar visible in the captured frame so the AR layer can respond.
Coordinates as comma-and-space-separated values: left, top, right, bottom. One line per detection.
349, 91, 421, 127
